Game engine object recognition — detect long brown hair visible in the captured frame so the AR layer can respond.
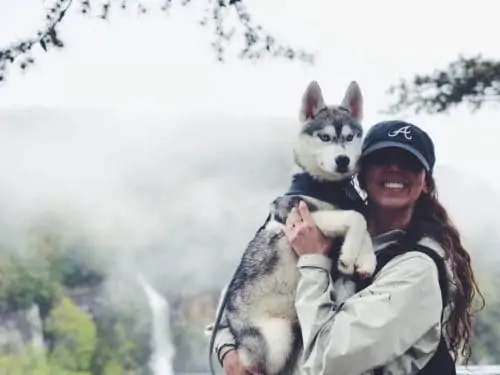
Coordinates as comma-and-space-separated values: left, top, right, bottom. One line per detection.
358, 171, 485, 363
407, 174, 485, 363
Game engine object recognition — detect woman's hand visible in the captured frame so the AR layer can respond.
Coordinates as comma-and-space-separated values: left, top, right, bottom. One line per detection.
222, 350, 260, 375
284, 201, 333, 257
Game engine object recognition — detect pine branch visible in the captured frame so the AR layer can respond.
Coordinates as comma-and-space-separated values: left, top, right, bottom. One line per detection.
0, 0, 314, 84
385, 54, 500, 115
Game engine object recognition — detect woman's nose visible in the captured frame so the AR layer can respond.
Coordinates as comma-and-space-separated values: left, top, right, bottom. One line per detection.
386, 163, 402, 172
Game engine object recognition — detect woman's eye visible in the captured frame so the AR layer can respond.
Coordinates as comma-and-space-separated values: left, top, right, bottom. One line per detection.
318, 134, 331, 142
346, 134, 354, 142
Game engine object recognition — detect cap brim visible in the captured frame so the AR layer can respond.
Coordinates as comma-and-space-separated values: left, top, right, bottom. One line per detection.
362, 141, 431, 171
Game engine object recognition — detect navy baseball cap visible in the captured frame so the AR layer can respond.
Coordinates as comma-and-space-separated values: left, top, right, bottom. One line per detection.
361, 120, 435, 173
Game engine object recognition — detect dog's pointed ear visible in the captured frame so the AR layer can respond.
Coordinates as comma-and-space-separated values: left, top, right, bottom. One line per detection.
299, 81, 325, 122
341, 81, 363, 122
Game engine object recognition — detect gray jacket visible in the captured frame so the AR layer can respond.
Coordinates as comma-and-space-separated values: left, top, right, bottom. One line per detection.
208, 230, 451, 375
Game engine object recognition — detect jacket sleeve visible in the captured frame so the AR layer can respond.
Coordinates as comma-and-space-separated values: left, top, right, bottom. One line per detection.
205, 285, 237, 365
295, 252, 442, 375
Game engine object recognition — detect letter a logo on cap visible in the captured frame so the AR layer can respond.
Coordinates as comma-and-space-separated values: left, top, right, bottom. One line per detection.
388, 125, 412, 140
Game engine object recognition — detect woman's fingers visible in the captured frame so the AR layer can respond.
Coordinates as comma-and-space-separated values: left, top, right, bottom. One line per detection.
297, 200, 313, 225
286, 206, 301, 229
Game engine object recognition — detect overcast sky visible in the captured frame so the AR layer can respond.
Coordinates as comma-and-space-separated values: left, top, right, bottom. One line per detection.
1, 0, 499, 186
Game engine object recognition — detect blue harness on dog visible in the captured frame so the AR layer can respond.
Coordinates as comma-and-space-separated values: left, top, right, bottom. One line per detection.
284, 172, 366, 213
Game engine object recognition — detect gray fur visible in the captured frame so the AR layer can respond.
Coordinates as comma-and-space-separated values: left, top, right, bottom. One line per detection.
208, 81, 376, 375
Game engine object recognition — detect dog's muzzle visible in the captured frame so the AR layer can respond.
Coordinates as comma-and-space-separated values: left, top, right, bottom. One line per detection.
335, 155, 350, 173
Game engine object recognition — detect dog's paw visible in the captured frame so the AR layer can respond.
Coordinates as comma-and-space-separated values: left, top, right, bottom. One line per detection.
337, 245, 358, 275
354, 234, 377, 279
355, 250, 377, 279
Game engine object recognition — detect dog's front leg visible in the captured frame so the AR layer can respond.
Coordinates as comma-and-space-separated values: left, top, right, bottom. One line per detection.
310, 210, 375, 276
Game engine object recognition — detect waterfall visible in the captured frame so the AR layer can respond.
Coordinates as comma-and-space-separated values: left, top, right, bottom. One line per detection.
137, 275, 175, 375
26, 304, 45, 355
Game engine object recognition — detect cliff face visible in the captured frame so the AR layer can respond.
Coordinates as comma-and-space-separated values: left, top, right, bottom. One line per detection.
0, 285, 102, 355
0, 304, 43, 356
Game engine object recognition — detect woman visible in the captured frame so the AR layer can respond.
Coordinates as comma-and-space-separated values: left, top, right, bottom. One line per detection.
214, 120, 484, 375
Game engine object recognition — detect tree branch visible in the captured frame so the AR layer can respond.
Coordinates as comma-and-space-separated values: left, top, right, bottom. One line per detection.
385, 54, 500, 115
0, 0, 314, 84
0, 0, 73, 82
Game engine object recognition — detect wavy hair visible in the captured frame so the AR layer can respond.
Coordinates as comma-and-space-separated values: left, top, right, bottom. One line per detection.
407, 174, 485, 363
358, 171, 485, 363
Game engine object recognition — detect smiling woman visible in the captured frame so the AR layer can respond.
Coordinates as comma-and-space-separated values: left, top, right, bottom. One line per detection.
284, 120, 483, 375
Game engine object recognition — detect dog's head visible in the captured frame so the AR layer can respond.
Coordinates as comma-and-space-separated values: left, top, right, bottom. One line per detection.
293, 80, 364, 182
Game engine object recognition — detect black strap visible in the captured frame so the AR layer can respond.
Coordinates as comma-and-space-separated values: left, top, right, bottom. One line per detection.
412, 244, 450, 307
358, 241, 454, 375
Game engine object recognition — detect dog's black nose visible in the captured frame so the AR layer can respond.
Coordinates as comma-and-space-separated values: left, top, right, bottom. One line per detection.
335, 155, 350, 171
335, 155, 350, 173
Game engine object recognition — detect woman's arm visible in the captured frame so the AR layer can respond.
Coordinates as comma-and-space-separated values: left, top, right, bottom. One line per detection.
205, 285, 237, 364
206, 287, 256, 375
295, 251, 442, 375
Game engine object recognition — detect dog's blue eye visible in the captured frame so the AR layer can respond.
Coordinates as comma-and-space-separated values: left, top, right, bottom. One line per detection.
346, 134, 354, 142
318, 134, 331, 142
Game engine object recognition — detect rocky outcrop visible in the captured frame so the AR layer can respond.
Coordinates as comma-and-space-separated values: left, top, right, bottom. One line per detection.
0, 304, 44, 357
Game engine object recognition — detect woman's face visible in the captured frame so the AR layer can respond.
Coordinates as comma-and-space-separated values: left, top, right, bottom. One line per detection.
362, 147, 427, 210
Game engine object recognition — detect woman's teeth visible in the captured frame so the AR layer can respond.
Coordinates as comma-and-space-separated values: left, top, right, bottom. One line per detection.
384, 182, 404, 189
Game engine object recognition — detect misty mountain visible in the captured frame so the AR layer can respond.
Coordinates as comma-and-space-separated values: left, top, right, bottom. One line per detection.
0, 107, 496, 299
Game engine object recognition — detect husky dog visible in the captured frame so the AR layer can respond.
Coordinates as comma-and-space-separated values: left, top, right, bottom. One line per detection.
208, 81, 376, 375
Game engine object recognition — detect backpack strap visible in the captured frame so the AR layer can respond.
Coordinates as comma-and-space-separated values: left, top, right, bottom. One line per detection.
411, 244, 450, 307
358, 241, 454, 375
406, 245, 456, 375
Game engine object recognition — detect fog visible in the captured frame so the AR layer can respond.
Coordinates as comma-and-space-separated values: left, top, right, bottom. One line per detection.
0, 107, 496, 300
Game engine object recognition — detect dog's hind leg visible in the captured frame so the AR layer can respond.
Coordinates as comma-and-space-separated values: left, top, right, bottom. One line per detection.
237, 318, 295, 375
236, 325, 268, 374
